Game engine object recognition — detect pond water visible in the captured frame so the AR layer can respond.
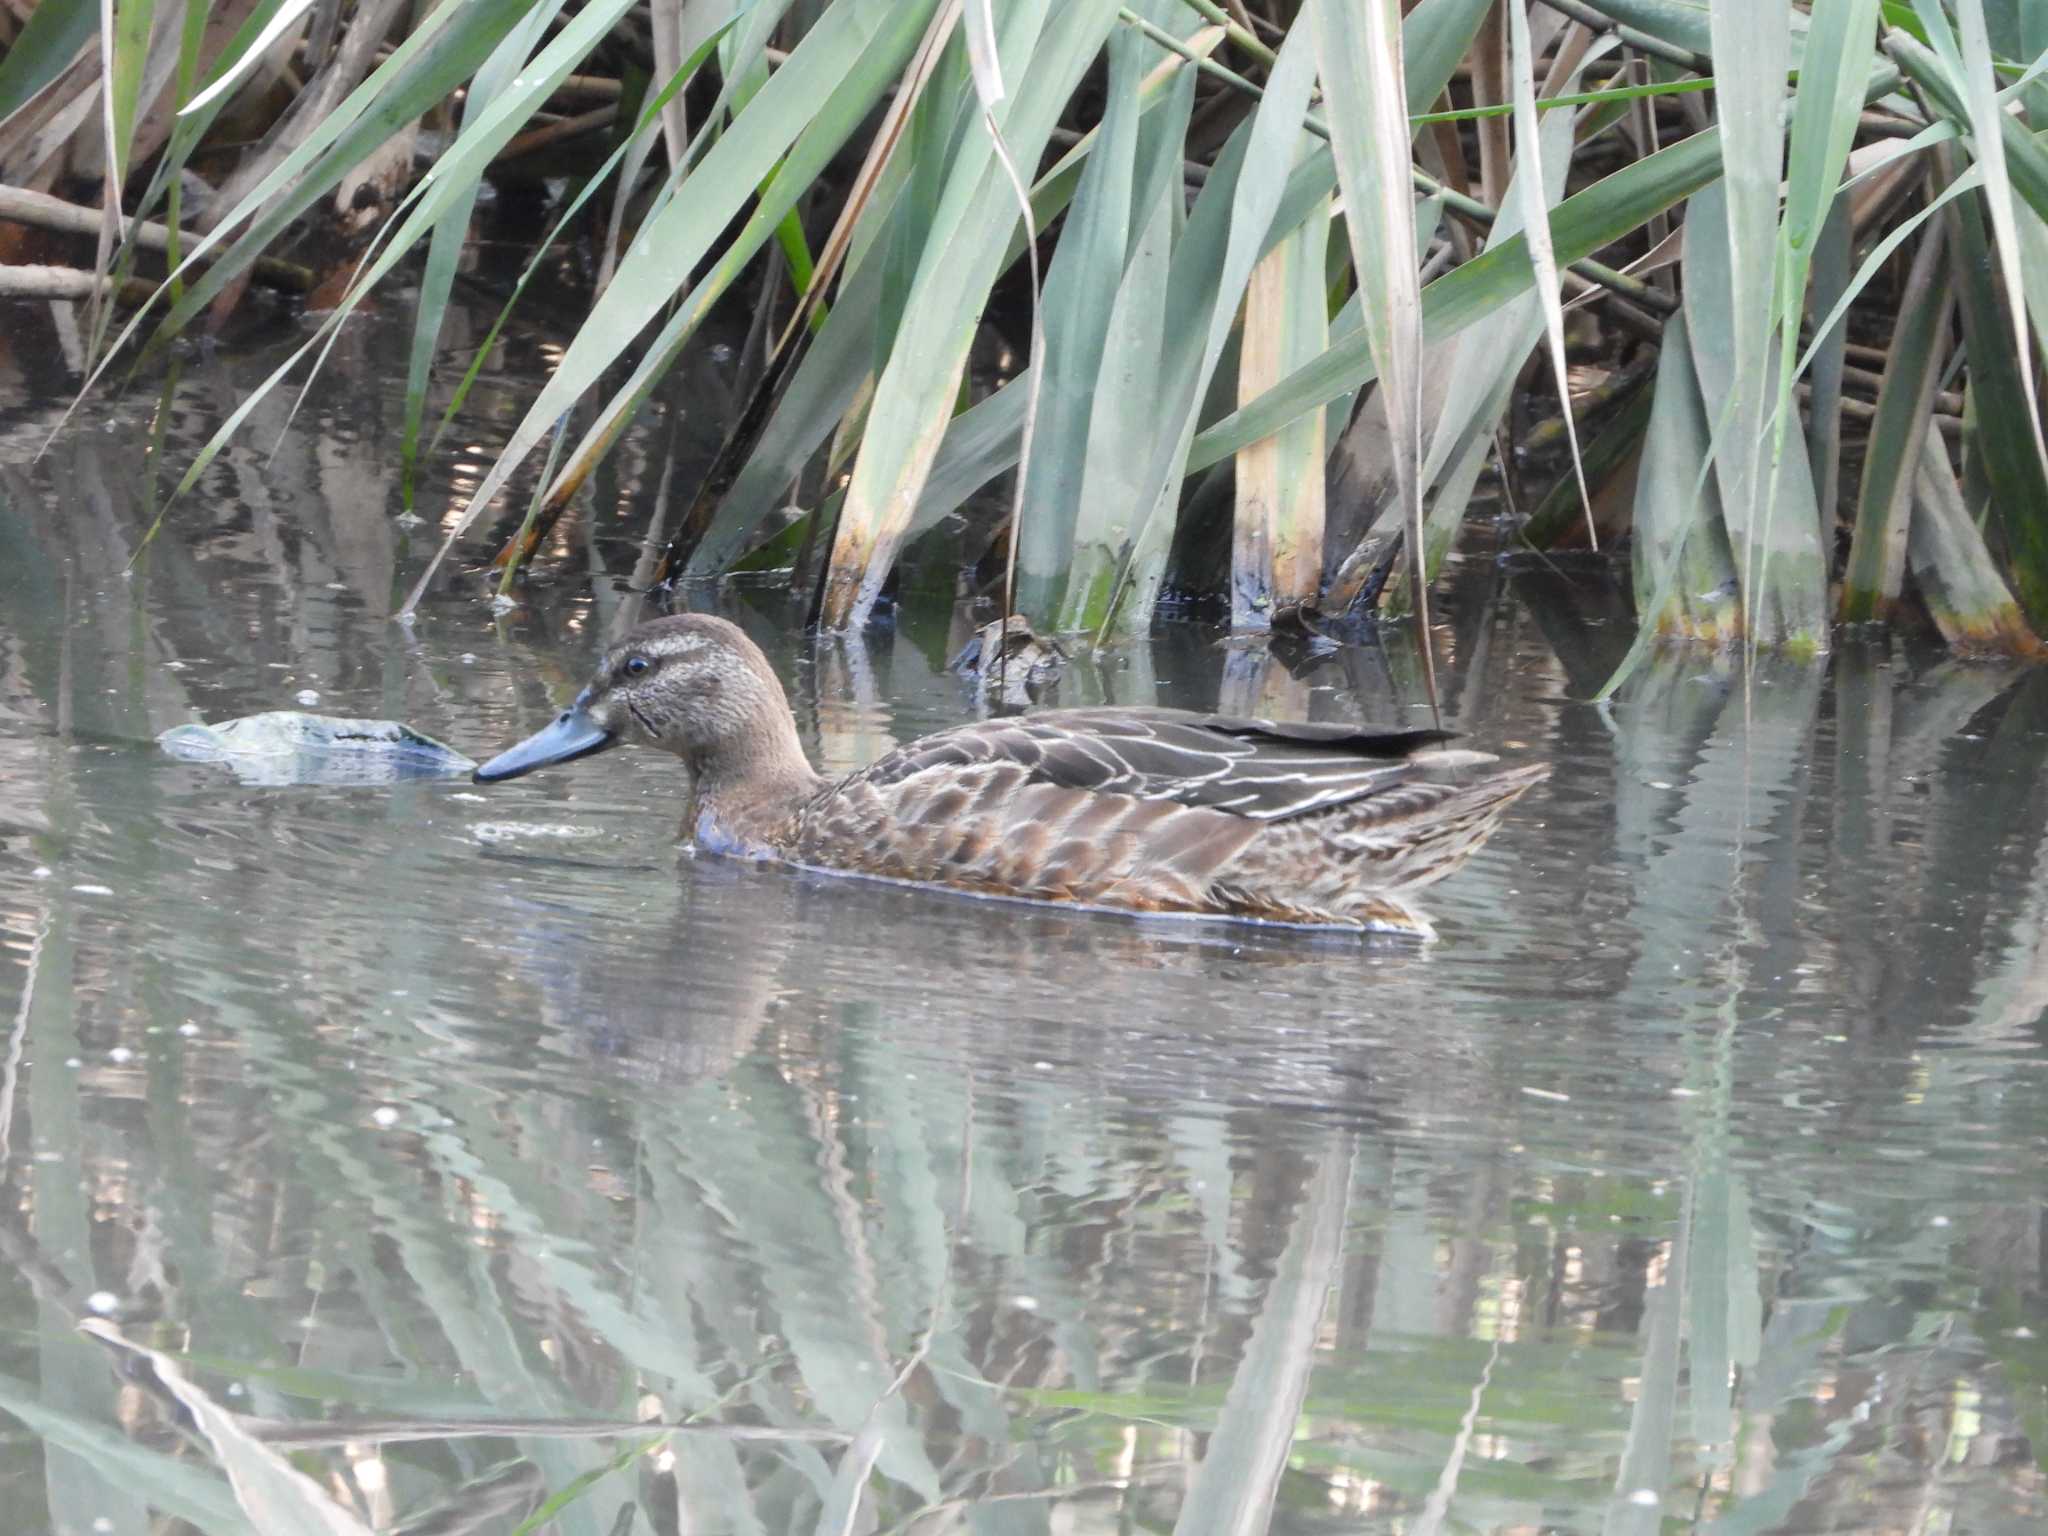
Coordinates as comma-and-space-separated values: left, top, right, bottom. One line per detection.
0, 291, 2045, 1536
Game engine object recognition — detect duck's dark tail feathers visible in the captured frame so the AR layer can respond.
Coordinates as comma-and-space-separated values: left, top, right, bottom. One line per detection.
1219, 762, 1548, 937
1331, 762, 1550, 894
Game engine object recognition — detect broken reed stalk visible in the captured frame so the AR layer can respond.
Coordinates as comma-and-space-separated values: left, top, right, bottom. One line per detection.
497, 106, 620, 163
0, 266, 157, 302
0, 188, 313, 292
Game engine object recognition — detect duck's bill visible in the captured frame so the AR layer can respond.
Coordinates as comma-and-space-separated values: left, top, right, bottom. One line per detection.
473, 703, 617, 784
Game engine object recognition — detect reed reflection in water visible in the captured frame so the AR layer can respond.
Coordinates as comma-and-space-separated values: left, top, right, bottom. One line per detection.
0, 301, 2042, 1534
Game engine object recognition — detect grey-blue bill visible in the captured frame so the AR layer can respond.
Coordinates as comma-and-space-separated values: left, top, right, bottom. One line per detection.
474, 693, 618, 783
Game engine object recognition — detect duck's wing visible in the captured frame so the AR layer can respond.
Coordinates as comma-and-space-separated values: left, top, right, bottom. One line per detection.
851, 707, 1474, 822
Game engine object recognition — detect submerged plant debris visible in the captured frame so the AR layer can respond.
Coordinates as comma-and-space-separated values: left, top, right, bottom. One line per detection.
158, 713, 477, 787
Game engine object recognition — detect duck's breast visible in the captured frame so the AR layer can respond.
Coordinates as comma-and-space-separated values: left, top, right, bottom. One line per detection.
692, 804, 782, 861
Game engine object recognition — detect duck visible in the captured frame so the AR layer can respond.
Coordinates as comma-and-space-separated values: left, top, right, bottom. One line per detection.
950, 614, 1068, 710
473, 615, 1546, 937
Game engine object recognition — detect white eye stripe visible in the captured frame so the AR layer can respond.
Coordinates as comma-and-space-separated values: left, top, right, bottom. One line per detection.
615, 634, 710, 671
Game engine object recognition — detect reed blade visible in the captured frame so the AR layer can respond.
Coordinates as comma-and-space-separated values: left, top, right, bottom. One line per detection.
1308, 0, 1435, 721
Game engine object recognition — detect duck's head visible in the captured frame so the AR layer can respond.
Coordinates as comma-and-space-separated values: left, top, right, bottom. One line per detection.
473, 614, 805, 785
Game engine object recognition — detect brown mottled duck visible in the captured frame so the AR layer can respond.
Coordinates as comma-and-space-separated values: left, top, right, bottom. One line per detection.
474, 615, 1545, 938
952, 614, 1068, 709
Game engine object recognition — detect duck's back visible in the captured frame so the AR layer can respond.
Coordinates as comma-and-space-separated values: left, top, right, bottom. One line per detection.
782, 708, 1543, 934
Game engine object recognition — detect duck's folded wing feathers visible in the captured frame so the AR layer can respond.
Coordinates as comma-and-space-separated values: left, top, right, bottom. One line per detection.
851, 707, 1477, 822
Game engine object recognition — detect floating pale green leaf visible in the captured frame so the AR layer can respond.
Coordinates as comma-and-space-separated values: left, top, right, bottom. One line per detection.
159, 712, 476, 786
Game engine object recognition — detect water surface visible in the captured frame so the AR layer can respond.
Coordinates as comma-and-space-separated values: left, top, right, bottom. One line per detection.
0, 297, 2044, 1534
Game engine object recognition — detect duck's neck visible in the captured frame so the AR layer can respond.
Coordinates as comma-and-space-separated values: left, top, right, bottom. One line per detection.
685, 710, 824, 854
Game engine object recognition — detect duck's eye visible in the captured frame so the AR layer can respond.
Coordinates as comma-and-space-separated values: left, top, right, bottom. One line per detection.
623, 655, 651, 678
